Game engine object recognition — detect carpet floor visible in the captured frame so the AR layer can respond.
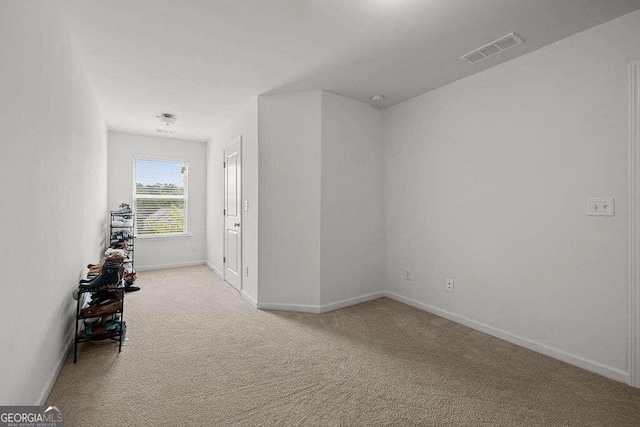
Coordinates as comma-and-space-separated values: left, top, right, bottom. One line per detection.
48, 265, 640, 426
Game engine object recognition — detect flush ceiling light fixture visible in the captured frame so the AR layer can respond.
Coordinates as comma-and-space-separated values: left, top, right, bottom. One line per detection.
156, 112, 179, 126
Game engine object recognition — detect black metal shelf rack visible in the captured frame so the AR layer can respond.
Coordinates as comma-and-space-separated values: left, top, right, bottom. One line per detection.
73, 282, 125, 363
72, 211, 135, 362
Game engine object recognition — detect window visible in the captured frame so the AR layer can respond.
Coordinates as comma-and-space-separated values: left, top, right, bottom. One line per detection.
133, 158, 188, 236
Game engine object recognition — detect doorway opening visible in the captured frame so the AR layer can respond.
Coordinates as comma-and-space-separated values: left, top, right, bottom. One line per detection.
223, 136, 242, 291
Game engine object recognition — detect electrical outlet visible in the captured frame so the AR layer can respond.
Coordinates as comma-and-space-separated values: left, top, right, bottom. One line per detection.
446, 279, 454, 293
190, 244, 198, 252
587, 197, 614, 216
404, 268, 411, 281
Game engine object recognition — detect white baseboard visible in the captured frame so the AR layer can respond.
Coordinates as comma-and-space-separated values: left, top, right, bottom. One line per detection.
205, 262, 224, 279
383, 290, 629, 384
136, 260, 206, 272
257, 302, 322, 313
241, 290, 258, 308
35, 336, 73, 405
320, 291, 385, 313
257, 291, 385, 314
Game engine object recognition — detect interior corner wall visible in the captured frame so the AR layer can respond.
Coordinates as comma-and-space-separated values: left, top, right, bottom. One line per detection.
320, 92, 385, 305
108, 131, 207, 269
206, 98, 259, 302
258, 90, 323, 307
383, 9, 640, 380
0, 0, 107, 404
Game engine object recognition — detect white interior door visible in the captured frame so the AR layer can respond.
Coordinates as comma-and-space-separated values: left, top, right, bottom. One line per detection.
224, 136, 242, 291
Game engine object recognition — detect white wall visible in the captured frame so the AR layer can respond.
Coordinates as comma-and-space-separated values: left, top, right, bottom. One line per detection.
258, 91, 323, 306
321, 92, 385, 304
206, 98, 259, 302
384, 10, 640, 380
0, 1, 107, 404
108, 131, 207, 269
255, 90, 385, 310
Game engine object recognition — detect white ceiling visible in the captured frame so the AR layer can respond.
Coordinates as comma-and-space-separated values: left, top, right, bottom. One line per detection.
60, 0, 640, 141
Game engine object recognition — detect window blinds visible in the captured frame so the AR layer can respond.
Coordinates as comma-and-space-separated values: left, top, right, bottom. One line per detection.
133, 159, 188, 235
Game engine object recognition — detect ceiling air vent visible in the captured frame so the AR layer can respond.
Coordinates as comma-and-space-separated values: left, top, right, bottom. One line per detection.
459, 32, 524, 64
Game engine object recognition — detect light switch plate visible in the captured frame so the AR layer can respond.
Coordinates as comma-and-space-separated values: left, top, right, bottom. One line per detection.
244, 200, 249, 212
587, 197, 614, 216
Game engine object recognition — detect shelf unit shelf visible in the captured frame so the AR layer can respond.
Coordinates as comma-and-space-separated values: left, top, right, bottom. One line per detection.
77, 309, 123, 320
76, 329, 123, 343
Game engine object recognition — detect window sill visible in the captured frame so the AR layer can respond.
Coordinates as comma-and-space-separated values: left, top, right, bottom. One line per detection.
136, 233, 192, 240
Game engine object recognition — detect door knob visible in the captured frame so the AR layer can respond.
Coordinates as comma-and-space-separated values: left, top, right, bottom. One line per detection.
234, 222, 240, 227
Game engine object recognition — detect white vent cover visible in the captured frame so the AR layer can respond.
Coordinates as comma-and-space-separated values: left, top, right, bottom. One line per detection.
459, 32, 524, 64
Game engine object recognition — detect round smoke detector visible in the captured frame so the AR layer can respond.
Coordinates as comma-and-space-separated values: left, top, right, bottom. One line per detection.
156, 112, 179, 125
370, 95, 385, 109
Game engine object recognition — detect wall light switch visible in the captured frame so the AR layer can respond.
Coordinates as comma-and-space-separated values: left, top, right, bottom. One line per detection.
404, 268, 411, 281
245, 265, 249, 277
587, 197, 614, 216
244, 200, 249, 212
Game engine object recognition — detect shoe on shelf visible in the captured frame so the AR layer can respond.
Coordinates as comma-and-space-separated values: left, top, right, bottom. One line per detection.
79, 263, 120, 291
79, 275, 106, 292
111, 230, 132, 242
88, 290, 122, 306
84, 316, 121, 336
110, 203, 130, 211
124, 270, 137, 282
105, 248, 126, 259
81, 300, 122, 317
111, 218, 134, 227
88, 263, 103, 273
110, 203, 132, 216
105, 255, 124, 265
84, 314, 115, 327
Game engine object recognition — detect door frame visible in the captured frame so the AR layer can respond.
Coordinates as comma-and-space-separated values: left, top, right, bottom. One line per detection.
223, 135, 242, 291
628, 59, 640, 388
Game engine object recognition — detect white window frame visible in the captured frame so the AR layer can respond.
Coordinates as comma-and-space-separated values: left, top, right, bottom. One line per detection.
132, 156, 189, 238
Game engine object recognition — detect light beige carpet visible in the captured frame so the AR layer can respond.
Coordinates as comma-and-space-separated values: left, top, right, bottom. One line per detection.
48, 265, 640, 426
